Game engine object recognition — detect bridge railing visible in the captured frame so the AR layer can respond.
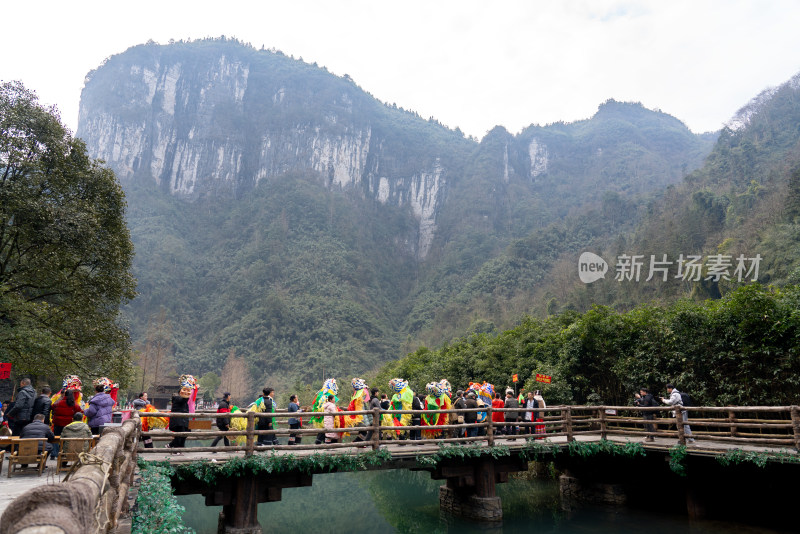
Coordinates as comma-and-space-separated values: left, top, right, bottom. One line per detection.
136, 404, 800, 453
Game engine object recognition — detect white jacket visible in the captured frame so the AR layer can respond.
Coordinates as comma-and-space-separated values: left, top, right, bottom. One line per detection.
663, 390, 683, 406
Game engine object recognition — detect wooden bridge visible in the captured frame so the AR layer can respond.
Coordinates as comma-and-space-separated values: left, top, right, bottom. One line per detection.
2, 404, 799, 534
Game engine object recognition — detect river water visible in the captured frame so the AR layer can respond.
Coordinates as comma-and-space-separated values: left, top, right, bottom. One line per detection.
178, 469, 784, 533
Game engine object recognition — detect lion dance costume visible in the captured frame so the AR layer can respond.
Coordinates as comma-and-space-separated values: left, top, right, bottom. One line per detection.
421, 381, 452, 438
50, 375, 85, 412
228, 406, 247, 446
344, 378, 370, 428
384, 378, 414, 438
310, 379, 345, 432
468, 381, 494, 424
178, 374, 199, 413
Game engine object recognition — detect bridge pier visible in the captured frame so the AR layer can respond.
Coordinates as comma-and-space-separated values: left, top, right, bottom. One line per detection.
174, 472, 313, 534
431, 456, 527, 522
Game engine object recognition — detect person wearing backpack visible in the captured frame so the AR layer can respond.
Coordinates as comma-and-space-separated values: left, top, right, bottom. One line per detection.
661, 384, 695, 443
634, 387, 659, 442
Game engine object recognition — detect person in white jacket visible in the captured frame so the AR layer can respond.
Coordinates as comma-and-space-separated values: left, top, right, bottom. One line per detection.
661, 384, 694, 443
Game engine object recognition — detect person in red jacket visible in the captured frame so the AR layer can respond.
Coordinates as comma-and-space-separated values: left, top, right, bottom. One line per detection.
49, 389, 84, 459
491, 393, 506, 434
51, 388, 84, 428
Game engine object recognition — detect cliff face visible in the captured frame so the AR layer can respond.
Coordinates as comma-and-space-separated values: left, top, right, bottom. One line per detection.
78, 42, 457, 259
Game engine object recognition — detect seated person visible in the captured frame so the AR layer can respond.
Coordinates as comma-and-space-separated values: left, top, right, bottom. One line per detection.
60, 412, 93, 452
20, 413, 56, 454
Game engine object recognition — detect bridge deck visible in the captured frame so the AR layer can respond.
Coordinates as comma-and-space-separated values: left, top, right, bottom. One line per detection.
146, 433, 799, 465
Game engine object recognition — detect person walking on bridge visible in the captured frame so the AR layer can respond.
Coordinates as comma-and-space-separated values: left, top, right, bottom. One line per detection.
522, 392, 539, 435
492, 392, 506, 435
504, 390, 519, 438
165, 374, 198, 454
453, 390, 467, 438
287, 394, 303, 445
211, 392, 232, 448
661, 384, 694, 443
364, 387, 381, 442
255, 388, 278, 446
323, 395, 339, 444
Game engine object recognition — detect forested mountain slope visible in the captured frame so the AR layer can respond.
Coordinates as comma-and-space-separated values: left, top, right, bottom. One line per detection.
378, 72, 800, 408
76, 38, 715, 393
529, 71, 800, 313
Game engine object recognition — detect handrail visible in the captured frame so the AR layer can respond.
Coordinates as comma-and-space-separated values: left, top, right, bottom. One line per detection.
136, 404, 800, 453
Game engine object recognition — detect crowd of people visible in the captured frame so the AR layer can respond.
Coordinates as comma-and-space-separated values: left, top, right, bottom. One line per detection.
0, 375, 118, 462
0, 373, 695, 458
172, 377, 553, 450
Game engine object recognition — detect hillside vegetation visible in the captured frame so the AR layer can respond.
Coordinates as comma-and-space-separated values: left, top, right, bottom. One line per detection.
378, 284, 800, 407
380, 74, 800, 406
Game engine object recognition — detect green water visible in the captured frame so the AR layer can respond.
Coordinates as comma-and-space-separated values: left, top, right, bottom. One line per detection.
177, 469, 784, 534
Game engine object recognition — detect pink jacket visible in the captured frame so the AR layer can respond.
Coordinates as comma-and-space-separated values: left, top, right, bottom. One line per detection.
323, 401, 338, 439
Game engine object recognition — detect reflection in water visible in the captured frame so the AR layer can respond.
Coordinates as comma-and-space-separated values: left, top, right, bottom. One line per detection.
177, 469, 786, 534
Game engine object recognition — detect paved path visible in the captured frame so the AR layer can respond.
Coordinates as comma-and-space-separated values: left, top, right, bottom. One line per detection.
0, 457, 68, 516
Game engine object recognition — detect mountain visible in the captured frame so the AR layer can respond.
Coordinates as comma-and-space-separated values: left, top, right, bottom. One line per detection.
523, 71, 800, 314
379, 72, 800, 407
76, 38, 715, 393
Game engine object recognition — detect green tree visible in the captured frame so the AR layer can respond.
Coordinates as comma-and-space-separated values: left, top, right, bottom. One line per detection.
0, 81, 136, 379
198, 371, 221, 402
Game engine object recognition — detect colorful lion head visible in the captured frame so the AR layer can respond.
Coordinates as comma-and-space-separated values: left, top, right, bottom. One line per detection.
178, 374, 198, 389
426, 382, 443, 397
351, 378, 368, 391
389, 378, 407, 393
438, 379, 452, 398
322, 378, 338, 396
93, 377, 115, 393
62, 375, 82, 391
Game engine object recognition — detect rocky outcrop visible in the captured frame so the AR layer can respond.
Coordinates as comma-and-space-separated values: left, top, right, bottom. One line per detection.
528, 137, 548, 179
78, 42, 454, 259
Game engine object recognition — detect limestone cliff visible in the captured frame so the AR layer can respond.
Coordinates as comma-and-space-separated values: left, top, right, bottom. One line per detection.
78, 41, 461, 259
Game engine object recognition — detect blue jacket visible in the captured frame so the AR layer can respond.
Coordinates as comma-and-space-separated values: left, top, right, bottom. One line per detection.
84, 393, 114, 428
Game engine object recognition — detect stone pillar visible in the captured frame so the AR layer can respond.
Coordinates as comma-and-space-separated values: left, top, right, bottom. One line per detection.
439, 484, 502, 522
438, 459, 502, 521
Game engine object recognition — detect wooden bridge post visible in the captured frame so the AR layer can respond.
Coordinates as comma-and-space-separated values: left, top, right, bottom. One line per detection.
675, 406, 686, 445
487, 405, 494, 447
728, 409, 738, 438
791, 406, 800, 451
565, 406, 574, 442
219, 477, 262, 534
598, 407, 607, 440
372, 407, 381, 450
245, 411, 256, 457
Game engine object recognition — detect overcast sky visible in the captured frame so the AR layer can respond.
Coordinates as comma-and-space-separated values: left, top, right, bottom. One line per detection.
4, 1, 800, 139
